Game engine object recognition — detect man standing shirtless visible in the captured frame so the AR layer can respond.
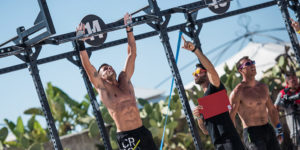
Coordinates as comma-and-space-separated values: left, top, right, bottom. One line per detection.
75, 13, 157, 150
230, 56, 283, 150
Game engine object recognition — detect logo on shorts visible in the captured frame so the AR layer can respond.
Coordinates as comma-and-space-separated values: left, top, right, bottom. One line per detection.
120, 137, 141, 150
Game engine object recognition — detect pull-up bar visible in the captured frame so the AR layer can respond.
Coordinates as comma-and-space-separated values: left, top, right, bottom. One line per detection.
0, 0, 230, 57
0, 1, 277, 75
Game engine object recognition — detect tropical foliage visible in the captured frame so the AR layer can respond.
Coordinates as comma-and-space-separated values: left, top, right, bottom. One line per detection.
0, 48, 299, 150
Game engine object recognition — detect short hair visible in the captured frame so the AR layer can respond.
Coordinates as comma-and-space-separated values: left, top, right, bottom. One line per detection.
98, 63, 109, 73
195, 63, 206, 70
236, 56, 249, 70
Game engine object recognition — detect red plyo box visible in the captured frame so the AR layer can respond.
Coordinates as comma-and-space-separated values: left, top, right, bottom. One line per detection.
197, 90, 231, 119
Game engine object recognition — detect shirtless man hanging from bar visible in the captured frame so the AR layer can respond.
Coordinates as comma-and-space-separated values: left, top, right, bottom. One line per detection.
75, 13, 157, 150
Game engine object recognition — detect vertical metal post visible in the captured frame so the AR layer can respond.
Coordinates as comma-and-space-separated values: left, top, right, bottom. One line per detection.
25, 48, 63, 150
147, 1, 203, 149
183, 12, 202, 52
72, 43, 112, 150
278, 0, 300, 65
182, 12, 203, 64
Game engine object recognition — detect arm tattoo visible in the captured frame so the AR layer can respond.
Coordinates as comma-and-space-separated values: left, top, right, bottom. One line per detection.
96, 85, 106, 91
100, 88, 106, 91
93, 71, 98, 78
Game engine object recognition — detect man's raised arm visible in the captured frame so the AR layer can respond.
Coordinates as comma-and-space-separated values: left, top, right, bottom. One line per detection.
76, 23, 102, 88
123, 13, 137, 81
181, 36, 220, 87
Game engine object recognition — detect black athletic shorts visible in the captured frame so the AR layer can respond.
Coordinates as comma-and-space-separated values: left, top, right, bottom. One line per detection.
205, 112, 245, 150
243, 123, 281, 150
116, 126, 157, 150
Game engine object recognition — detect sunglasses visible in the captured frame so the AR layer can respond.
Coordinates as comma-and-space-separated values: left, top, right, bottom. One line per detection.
192, 68, 207, 76
239, 60, 255, 69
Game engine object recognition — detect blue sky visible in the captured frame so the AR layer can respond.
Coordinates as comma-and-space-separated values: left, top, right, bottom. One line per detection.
0, 0, 295, 128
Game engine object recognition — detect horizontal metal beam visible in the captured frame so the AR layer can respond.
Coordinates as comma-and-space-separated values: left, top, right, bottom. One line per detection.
42, 0, 215, 45
0, 15, 159, 57
0, 0, 230, 58
197, 0, 276, 23
0, 1, 277, 75
0, 46, 25, 58
56, 15, 159, 44
0, 0, 55, 58
40, 0, 229, 46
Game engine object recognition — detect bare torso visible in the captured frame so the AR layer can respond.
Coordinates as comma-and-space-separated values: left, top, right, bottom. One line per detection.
237, 81, 269, 128
96, 72, 142, 132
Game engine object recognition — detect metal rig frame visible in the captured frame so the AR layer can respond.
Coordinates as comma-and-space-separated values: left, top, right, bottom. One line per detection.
1, 0, 300, 149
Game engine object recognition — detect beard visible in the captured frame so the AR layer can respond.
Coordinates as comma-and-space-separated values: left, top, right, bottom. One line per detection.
246, 72, 256, 79
106, 75, 114, 80
249, 68, 256, 76
244, 68, 256, 79
195, 77, 207, 85
104, 70, 116, 80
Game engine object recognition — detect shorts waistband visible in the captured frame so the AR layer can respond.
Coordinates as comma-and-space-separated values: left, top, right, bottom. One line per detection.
117, 125, 145, 135
243, 123, 271, 131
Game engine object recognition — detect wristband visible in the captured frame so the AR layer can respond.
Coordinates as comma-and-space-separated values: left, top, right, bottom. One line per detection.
126, 28, 133, 33
192, 46, 197, 52
297, 30, 300, 34
196, 116, 201, 120
76, 30, 85, 37
275, 123, 283, 136
75, 40, 86, 51
276, 123, 282, 128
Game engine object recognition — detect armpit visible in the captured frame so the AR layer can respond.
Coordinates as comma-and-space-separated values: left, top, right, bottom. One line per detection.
118, 71, 127, 80
93, 71, 98, 78
128, 80, 132, 85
